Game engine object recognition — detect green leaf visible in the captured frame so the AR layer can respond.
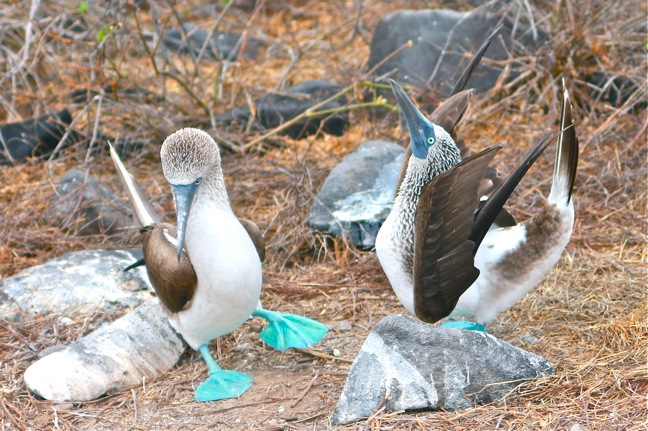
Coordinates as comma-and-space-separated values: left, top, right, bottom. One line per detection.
79, 1, 88, 13
96, 25, 113, 42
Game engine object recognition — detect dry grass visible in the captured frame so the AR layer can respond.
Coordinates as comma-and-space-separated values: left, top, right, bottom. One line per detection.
0, 1, 646, 430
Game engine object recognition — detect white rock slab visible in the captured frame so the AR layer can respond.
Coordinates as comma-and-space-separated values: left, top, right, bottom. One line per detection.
24, 299, 186, 402
0, 249, 153, 321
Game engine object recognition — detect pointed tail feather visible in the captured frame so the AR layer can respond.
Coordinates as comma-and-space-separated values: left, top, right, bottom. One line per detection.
549, 80, 579, 206
108, 143, 160, 227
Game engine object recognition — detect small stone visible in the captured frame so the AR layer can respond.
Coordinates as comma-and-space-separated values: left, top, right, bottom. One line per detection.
58, 317, 75, 326
277, 405, 285, 413
333, 349, 341, 357
519, 335, 539, 344
569, 424, 590, 431
235, 343, 251, 351
331, 320, 352, 332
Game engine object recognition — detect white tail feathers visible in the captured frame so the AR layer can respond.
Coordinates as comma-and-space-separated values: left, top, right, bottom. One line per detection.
109, 143, 160, 227
549, 81, 579, 206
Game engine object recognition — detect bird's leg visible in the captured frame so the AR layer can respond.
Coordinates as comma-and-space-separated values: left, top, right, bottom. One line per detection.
440, 320, 487, 332
252, 308, 329, 352
194, 344, 254, 402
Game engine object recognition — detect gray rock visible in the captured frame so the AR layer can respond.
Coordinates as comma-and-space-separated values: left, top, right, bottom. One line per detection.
368, 8, 546, 96
309, 140, 405, 248
216, 79, 348, 139
48, 168, 133, 236
0, 109, 77, 165
24, 299, 186, 402
162, 24, 265, 61
0, 249, 153, 321
332, 314, 554, 425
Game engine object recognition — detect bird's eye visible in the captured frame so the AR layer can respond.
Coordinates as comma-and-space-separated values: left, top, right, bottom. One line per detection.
428, 137, 435, 145
194, 178, 202, 186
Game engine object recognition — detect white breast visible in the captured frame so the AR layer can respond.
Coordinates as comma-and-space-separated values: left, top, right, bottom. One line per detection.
170, 207, 262, 349
376, 210, 416, 315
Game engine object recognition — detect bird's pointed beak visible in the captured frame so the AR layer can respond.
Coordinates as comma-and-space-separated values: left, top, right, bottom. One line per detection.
172, 183, 198, 262
389, 79, 431, 159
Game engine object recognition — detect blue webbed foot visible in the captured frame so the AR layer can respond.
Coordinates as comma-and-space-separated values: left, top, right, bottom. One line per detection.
194, 344, 254, 402
195, 369, 254, 402
252, 308, 329, 352
441, 320, 487, 332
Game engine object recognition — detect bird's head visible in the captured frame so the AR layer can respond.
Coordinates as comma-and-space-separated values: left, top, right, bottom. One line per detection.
389, 79, 440, 160
161, 128, 221, 262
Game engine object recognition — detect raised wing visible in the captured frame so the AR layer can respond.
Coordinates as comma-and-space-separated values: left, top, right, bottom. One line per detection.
413, 146, 500, 323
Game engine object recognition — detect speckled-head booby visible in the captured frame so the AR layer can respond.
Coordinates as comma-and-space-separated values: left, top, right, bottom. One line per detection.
375, 79, 465, 316
109, 128, 328, 402
376, 80, 578, 331
392, 25, 504, 200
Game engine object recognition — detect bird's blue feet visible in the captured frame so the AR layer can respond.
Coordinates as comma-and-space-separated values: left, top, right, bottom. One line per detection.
252, 308, 329, 352
194, 345, 253, 402
441, 320, 487, 332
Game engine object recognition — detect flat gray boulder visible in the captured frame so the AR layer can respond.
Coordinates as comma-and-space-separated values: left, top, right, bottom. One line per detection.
368, 7, 546, 96
24, 299, 186, 402
0, 249, 153, 321
48, 168, 133, 236
332, 314, 554, 425
309, 140, 405, 248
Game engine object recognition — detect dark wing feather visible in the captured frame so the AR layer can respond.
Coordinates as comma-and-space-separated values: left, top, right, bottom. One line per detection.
449, 25, 503, 96
238, 218, 266, 262
470, 132, 556, 252
413, 146, 500, 323
556, 83, 579, 204
141, 223, 197, 313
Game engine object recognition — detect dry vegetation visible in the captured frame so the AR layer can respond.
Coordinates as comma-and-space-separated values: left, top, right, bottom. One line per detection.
0, 0, 646, 430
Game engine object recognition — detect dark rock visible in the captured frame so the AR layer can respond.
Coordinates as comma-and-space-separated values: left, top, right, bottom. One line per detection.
69, 85, 164, 104
0, 249, 152, 321
368, 8, 547, 97
24, 299, 185, 402
309, 140, 404, 248
587, 72, 644, 109
162, 24, 265, 61
48, 168, 133, 236
332, 314, 554, 425
0, 109, 78, 165
216, 79, 348, 138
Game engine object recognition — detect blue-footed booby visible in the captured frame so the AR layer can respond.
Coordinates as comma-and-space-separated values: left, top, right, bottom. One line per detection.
109, 128, 328, 402
376, 80, 578, 331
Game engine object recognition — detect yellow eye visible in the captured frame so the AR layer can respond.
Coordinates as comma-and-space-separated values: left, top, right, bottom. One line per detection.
428, 137, 435, 145
194, 178, 202, 186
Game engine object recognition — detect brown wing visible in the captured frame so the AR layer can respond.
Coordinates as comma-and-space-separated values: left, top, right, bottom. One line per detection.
141, 223, 197, 313
238, 218, 266, 262
413, 146, 501, 323
394, 90, 474, 195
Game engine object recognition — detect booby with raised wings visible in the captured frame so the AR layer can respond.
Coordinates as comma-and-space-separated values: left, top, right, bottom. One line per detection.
110, 128, 328, 401
376, 80, 578, 331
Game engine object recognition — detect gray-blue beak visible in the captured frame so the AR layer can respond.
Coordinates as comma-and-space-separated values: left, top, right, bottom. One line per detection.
389, 79, 435, 159
172, 183, 198, 262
